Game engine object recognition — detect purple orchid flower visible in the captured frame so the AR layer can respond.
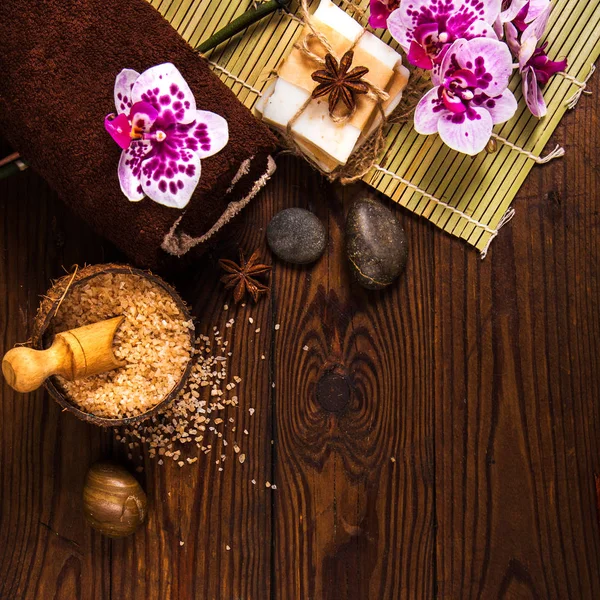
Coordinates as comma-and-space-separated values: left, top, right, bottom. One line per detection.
493, 0, 550, 37
387, 0, 502, 70
104, 63, 228, 209
368, 0, 400, 29
414, 38, 517, 154
511, 0, 551, 31
505, 5, 567, 117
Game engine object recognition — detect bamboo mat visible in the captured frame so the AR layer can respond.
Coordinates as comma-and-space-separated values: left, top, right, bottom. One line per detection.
148, 0, 600, 255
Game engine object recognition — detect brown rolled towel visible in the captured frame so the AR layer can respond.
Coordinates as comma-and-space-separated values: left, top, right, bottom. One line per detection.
0, 0, 278, 267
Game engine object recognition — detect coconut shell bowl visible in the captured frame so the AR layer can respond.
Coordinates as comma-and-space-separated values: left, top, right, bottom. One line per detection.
26, 263, 195, 427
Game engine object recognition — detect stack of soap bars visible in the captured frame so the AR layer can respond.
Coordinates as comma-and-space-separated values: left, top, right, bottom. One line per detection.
255, 0, 410, 173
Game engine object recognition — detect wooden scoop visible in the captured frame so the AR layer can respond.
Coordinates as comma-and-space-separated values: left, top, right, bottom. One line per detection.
2, 316, 126, 393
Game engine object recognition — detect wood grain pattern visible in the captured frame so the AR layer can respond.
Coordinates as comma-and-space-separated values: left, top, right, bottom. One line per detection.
1, 82, 600, 599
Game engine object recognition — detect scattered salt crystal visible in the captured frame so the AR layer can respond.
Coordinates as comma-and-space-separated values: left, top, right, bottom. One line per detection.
249, 317, 254, 324
251, 479, 256, 485
226, 545, 231, 550
274, 324, 280, 330
303, 345, 309, 351
239, 454, 246, 464
271, 485, 277, 490
249, 408, 255, 416
180, 541, 185, 546
265, 481, 271, 488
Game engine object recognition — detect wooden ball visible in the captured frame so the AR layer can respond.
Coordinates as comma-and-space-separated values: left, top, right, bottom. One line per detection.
83, 461, 147, 538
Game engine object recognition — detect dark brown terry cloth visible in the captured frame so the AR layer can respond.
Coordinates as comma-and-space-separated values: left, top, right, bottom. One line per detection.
0, 0, 278, 267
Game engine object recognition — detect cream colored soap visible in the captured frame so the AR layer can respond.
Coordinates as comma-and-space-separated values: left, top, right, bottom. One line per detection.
291, 98, 362, 165
358, 64, 411, 146
257, 0, 409, 169
313, 0, 363, 42
262, 79, 311, 129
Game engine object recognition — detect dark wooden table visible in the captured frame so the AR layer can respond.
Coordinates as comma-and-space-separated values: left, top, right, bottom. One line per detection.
1, 80, 599, 599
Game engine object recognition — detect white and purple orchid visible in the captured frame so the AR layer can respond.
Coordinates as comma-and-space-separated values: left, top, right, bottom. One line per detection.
104, 63, 228, 209
414, 38, 517, 154
368, 0, 400, 29
387, 0, 502, 70
504, 1, 566, 117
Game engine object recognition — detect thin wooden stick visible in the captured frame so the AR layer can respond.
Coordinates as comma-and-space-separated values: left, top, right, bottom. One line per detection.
0, 152, 20, 168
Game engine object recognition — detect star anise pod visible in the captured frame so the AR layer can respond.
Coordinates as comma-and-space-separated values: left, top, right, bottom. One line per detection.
219, 249, 272, 303
311, 51, 370, 116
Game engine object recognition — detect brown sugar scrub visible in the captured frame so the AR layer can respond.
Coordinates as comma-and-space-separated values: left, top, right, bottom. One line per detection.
48, 272, 194, 420
117, 309, 252, 469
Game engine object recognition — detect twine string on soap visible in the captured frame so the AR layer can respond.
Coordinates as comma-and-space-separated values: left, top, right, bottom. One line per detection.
280, 0, 391, 182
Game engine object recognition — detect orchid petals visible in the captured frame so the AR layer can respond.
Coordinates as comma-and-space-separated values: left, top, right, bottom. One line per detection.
408, 40, 435, 69
438, 39, 467, 82
129, 101, 159, 132
499, 0, 528, 23
131, 63, 197, 125
522, 67, 547, 117
476, 0, 503, 24
524, 0, 552, 23
504, 21, 521, 56
528, 3, 552, 38
190, 110, 229, 159
140, 150, 201, 209
110, 63, 229, 208
368, 0, 395, 28
443, 89, 467, 113
473, 89, 518, 124
388, 0, 502, 68
415, 87, 448, 135
105, 113, 134, 150
114, 69, 140, 115
387, 8, 411, 52
437, 106, 494, 155
461, 18, 500, 42
456, 37, 514, 93
519, 33, 538, 68
118, 141, 151, 202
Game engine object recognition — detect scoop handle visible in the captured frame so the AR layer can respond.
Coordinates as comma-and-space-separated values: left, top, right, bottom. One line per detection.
2, 340, 71, 392
2, 316, 125, 393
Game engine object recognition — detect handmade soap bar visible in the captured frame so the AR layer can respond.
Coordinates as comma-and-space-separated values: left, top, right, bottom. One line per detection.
256, 0, 409, 174
0, 0, 278, 268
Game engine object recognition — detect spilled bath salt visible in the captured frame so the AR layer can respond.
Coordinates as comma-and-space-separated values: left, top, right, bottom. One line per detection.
51, 273, 193, 418
117, 324, 248, 468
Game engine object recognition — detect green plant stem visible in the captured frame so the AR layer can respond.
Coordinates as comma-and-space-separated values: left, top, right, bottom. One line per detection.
195, 0, 289, 54
0, 158, 27, 181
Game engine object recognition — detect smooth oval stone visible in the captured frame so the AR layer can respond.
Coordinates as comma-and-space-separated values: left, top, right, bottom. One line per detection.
267, 208, 327, 265
345, 198, 408, 290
